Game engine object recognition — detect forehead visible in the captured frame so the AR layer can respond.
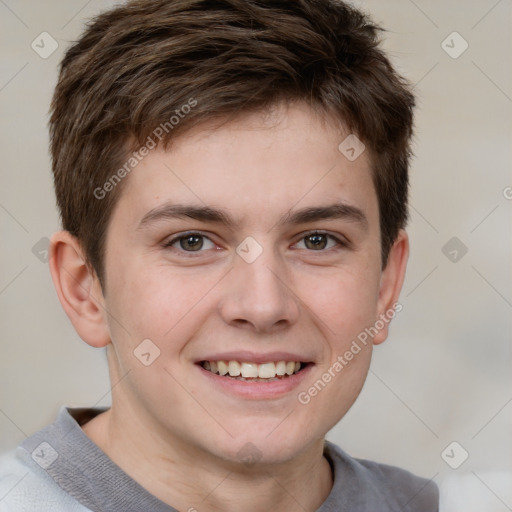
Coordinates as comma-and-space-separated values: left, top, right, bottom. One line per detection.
113, 102, 378, 230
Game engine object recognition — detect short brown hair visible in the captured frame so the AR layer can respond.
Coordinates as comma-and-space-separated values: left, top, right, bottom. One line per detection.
50, 0, 415, 286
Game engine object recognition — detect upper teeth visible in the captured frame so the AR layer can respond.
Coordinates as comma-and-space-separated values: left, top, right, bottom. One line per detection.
202, 360, 302, 378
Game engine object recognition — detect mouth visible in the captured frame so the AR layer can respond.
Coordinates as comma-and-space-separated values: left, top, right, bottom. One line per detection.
198, 360, 310, 382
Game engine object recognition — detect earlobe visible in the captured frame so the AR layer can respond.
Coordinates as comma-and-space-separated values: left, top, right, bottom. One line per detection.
49, 230, 111, 348
373, 230, 409, 345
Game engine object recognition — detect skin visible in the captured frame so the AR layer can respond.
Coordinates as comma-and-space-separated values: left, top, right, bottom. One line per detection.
50, 101, 408, 511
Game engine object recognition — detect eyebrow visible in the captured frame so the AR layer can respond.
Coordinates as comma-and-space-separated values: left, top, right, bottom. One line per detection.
138, 202, 368, 231
281, 203, 368, 230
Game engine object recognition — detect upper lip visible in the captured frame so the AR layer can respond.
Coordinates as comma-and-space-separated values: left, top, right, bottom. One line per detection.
195, 351, 314, 364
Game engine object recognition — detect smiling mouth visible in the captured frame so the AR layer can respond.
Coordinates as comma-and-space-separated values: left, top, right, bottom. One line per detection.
200, 360, 309, 382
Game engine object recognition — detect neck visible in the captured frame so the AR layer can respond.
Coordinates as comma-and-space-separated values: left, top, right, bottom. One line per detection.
82, 402, 333, 512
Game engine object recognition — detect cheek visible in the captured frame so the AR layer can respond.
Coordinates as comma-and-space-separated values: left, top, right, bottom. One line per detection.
102, 263, 215, 407
294, 264, 381, 343
296, 332, 373, 435
104, 261, 221, 352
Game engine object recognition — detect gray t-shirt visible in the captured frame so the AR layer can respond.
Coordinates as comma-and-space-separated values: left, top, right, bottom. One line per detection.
0, 407, 438, 511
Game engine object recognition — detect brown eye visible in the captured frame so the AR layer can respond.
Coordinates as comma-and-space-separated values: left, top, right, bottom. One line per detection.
165, 233, 215, 252
304, 234, 328, 250
294, 232, 343, 251
179, 235, 204, 251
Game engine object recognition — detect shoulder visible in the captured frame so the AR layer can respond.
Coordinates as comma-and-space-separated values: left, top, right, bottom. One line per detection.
0, 448, 90, 512
323, 441, 439, 512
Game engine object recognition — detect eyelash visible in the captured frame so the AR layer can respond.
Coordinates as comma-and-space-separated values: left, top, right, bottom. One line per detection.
163, 230, 348, 255
294, 231, 348, 251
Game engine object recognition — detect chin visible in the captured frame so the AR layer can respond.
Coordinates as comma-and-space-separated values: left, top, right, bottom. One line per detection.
205, 424, 316, 467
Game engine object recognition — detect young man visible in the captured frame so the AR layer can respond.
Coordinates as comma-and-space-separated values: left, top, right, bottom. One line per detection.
0, 0, 439, 510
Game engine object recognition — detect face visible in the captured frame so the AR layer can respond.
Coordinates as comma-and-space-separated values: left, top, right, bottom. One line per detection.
96, 102, 402, 465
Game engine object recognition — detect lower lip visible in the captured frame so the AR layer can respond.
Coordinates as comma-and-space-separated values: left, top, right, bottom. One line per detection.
196, 363, 313, 399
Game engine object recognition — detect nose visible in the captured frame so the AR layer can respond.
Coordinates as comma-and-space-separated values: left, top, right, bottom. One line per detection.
218, 247, 300, 334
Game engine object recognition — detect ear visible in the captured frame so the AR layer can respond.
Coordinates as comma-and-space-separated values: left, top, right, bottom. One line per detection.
373, 230, 409, 345
49, 230, 111, 348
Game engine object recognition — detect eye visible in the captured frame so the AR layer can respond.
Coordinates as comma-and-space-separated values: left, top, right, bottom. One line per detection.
295, 232, 344, 251
165, 232, 216, 252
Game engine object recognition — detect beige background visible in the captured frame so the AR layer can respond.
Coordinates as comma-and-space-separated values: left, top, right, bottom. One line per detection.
1, 0, 511, 508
